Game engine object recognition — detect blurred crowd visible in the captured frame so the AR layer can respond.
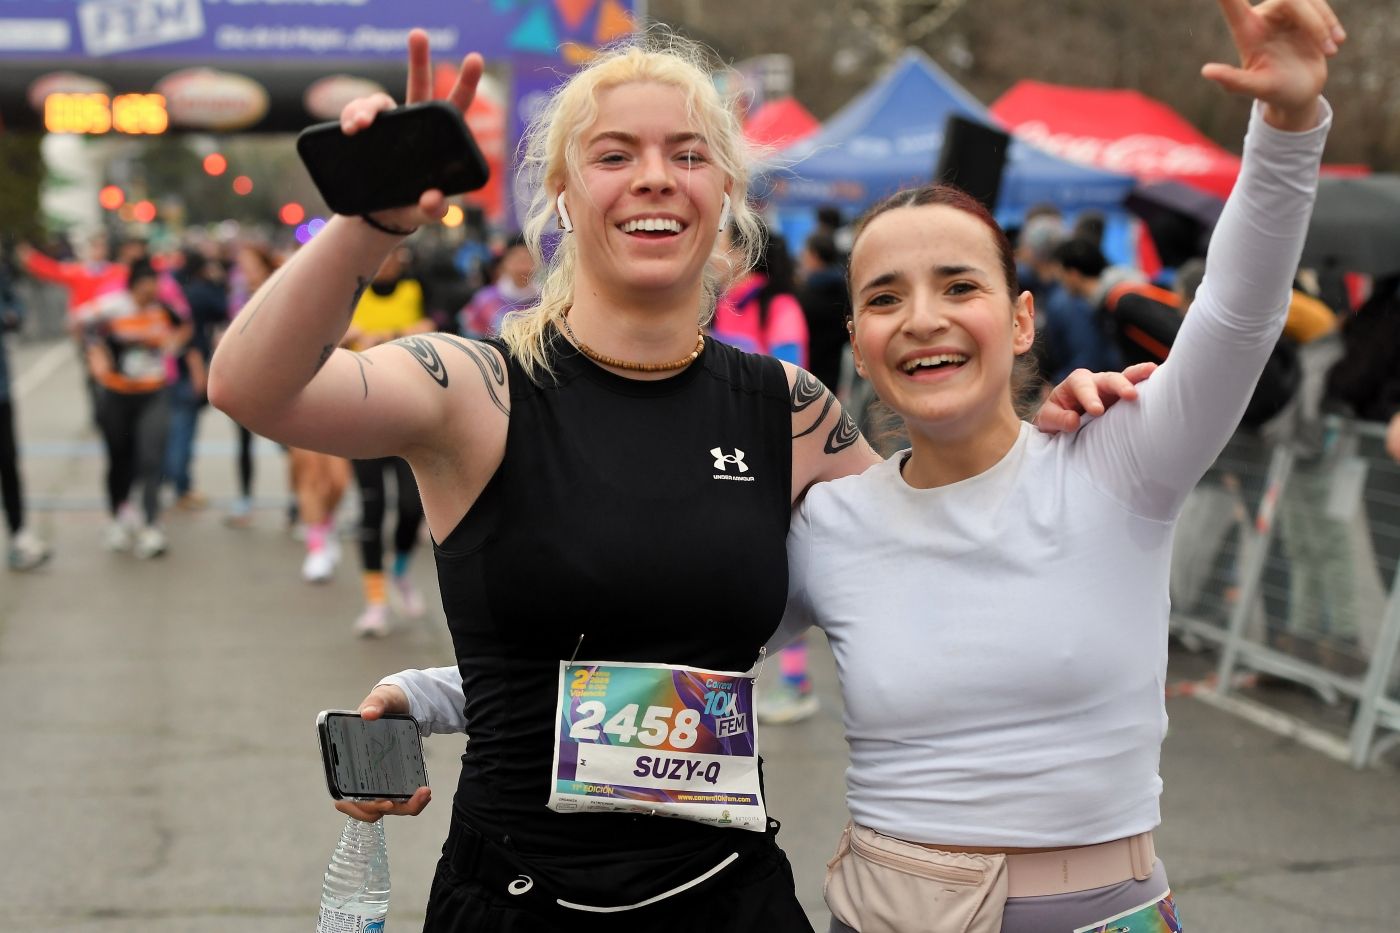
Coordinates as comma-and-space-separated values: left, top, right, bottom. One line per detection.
3, 199, 1398, 682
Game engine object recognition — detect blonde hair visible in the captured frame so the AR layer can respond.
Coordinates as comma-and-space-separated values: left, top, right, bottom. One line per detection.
500, 29, 764, 381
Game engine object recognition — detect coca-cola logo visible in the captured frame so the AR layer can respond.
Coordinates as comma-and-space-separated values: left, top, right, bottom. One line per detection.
1012, 120, 1227, 178
155, 68, 269, 131
304, 75, 387, 121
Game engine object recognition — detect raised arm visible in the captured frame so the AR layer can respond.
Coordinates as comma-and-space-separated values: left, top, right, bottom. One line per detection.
1076, 0, 1339, 521
207, 33, 497, 466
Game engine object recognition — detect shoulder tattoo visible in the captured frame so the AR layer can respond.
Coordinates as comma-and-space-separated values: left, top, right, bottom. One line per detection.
790, 368, 837, 440
423, 334, 510, 417
824, 409, 860, 454
391, 336, 449, 388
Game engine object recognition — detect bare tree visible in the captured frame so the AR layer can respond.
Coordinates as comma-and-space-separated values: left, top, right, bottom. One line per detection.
651, 0, 1400, 170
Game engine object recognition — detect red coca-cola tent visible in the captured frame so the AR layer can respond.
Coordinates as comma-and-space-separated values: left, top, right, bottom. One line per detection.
990, 80, 1244, 199
744, 97, 819, 150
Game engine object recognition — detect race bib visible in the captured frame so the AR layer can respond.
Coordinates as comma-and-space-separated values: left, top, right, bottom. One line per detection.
549, 660, 766, 831
119, 346, 164, 381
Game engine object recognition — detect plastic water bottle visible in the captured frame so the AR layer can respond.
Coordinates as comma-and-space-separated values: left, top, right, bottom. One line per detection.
316, 816, 390, 932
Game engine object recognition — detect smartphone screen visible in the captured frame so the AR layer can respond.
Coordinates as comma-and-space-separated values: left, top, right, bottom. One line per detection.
318, 711, 428, 800
296, 101, 489, 216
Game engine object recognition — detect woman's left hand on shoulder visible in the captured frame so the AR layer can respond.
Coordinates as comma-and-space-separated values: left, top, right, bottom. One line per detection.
1201, 0, 1345, 130
1034, 362, 1157, 434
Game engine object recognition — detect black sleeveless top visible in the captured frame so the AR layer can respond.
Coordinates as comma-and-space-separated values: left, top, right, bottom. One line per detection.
433, 330, 793, 897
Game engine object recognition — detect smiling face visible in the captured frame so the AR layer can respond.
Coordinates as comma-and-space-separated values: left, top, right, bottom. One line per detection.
849, 201, 1034, 438
563, 81, 729, 308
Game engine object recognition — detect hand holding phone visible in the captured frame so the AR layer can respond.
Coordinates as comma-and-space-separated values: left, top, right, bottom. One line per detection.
318, 709, 429, 802
315, 29, 485, 229
298, 101, 490, 217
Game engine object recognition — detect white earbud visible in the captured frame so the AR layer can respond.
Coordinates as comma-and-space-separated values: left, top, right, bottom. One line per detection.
717, 192, 732, 232
556, 192, 573, 233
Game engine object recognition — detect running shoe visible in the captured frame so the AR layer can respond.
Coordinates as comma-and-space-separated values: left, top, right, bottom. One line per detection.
302, 547, 336, 583
390, 574, 427, 619
755, 681, 820, 725
133, 526, 167, 560
175, 491, 208, 511
354, 603, 391, 638
7, 529, 52, 571
224, 497, 253, 528
102, 521, 134, 552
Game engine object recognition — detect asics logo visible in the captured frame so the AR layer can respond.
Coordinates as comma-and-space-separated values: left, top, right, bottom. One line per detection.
508, 875, 534, 895
711, 447, 749, 473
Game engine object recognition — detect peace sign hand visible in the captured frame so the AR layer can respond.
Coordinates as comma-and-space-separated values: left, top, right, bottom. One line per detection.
1201, 0, 1344, 131
338, 28, 485, 232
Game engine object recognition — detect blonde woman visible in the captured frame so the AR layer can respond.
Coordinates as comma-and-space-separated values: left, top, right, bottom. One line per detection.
210, 30, 1142, 932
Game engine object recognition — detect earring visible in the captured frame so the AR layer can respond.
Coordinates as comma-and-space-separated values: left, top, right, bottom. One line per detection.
556, 192, 573, 233
717, 192, 731, 232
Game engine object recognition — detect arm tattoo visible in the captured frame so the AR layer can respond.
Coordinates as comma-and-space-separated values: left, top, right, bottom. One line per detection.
348, 275, 372, 320
236, 264, 290, 335
424, 334, 510, 417
824, 409, 860, 454
789, 369, 826, 412
313, 344, 334, 375
790, 367, 838, 440
351, 352, 373, 399
391, 335, 449, 387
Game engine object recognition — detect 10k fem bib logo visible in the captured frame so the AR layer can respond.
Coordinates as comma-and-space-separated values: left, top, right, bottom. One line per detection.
711, 447, 756, 482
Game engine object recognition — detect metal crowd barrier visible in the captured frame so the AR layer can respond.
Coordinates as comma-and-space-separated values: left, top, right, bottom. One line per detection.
1169, 415, 1400, 769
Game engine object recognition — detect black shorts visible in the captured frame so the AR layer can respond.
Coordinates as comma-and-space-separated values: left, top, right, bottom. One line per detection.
423, 818, 815, 933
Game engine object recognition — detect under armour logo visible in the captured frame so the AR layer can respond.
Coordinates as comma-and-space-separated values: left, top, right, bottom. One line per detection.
711, 447, 749, 473
508, 875, 534, 895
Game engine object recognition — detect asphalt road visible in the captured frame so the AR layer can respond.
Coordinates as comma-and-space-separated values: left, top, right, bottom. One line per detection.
4, 339, 1400, 931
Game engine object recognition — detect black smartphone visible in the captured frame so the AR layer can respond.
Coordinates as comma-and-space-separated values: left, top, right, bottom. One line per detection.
295, 100, 490, 217
317, 709, 429, 801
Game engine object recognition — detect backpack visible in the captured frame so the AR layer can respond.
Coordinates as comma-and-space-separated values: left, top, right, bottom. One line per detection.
1103, 282, 1301, 428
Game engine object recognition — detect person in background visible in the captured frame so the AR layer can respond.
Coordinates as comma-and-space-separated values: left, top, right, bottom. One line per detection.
221, 243, 279, 527
456, 234, 538, 339
712, 222, 808, 365
163, 252, 225, 511
797, 231, 850, 398
814, 204, 851, 259
1070, 209, 1107, 248
713, 222, 819, 724
1049, 236, 1136, 375
342, 247, 432, 633
1013, 210, 1071, 382
0, 244, 51, 571
17, 232, 128, 426
83, 260, 194, 559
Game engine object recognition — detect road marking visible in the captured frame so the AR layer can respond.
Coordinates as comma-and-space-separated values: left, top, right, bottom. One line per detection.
13, 341, 73, 401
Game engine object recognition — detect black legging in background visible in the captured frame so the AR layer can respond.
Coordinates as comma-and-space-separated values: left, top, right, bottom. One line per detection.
352, 456, 423, 571
97, 389, 169, 525
0, 400, 23, 534
236, 422, 255, 500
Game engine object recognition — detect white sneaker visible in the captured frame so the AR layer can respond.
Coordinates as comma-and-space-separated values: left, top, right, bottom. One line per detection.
755, 680, 820, 725
353, 603, 391, 638
8, 529, 52, 571
390, 574, 427, 619
302, 547, 336, 583
133, 526, 167, 560
103, 521, 134, 552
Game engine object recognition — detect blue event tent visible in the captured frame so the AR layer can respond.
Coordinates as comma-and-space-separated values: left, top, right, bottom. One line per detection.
764, 50, 1135, 222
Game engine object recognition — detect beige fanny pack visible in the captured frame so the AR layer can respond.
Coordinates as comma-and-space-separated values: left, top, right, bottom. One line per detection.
823, 822, 1157, 933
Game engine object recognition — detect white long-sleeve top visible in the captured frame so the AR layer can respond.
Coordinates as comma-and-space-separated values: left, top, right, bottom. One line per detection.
774, 101, 1330, 847
382, 101, 1330, 847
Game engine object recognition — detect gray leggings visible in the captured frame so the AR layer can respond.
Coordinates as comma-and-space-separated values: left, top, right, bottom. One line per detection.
829, 860, 1174, 933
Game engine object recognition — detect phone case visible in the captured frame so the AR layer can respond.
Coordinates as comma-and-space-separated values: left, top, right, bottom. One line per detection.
296, 101, 489, 216
316, 709, 427, 801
